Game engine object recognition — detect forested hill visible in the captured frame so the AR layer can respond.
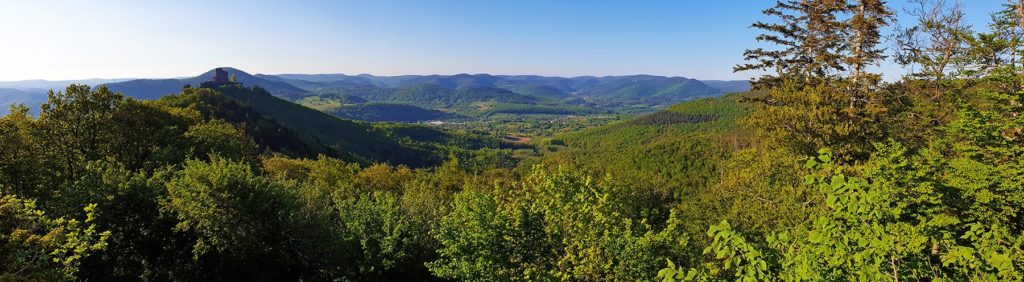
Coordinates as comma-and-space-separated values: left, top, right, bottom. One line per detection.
536, 94, 750, 206
0, 88, 47, 115
273, 73, 749, 94
90, 69, 743, 113
0, 69, 749, 125
278, 73, 738, 108
156, 86, 339, 159
94, 69, 743, 106
201, 84, 441, 166
1, 70, 746, 120
101, 67, 312, 100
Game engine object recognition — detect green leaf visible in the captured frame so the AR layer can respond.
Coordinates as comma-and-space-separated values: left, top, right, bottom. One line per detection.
809, 232, 823, 243
818, 154, 832, 163
804, 175, 816, 185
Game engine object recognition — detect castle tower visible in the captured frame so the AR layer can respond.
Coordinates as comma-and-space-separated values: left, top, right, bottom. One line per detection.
199, 68, 241, 89
213, 68, 229, 83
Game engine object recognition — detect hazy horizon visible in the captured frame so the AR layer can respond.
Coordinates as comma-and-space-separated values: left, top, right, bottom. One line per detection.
0, 67, 758, 83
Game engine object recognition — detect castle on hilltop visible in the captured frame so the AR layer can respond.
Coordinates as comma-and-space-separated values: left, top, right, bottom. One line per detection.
200, 68, 241, 88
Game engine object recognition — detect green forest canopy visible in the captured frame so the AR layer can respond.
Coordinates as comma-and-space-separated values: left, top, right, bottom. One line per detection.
2, 0, 1024, 281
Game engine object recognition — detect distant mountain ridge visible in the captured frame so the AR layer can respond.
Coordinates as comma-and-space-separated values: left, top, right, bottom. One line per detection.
273, 72, 750, 96
1, 68, 748, 103
0, 88, 48, 115
274, 72, 747, 112
0, 78, 132, 91
100, 67, 312, 100
2, 68, 751, 120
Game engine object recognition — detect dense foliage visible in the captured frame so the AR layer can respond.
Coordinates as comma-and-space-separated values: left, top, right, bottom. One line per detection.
658, 0, 1024, 280
0, 82, 702, 280
3, 0, 1024, 280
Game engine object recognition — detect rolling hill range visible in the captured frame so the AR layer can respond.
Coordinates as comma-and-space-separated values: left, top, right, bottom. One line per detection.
102, 67, 312, 100
0, 88, 48, 115
0, 78, 131, 91
273, 73, 747, 108
272, 73, 750, 95
274, 73, 747, 119
302, 82, 599, 117
2, 68, 750, 122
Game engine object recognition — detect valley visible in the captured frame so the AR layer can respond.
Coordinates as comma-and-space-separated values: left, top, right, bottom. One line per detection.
1, 67, 749, 144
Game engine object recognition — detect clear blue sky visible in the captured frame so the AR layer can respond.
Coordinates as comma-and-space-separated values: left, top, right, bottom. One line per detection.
0, 0, 1006, 81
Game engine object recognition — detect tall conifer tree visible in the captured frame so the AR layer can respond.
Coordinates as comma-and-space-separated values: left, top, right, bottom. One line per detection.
737, 0, 849, 89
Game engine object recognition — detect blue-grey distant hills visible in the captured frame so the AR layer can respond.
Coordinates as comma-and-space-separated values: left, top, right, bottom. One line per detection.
2, 67, 750, 119
0, 78, 136, 115
0, 78, 132, 91
270, 72, 749, 108
0, 88, 48, 115
272, 72, 750, 102
101, 67, 311, 100
0, 78, 135, 115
